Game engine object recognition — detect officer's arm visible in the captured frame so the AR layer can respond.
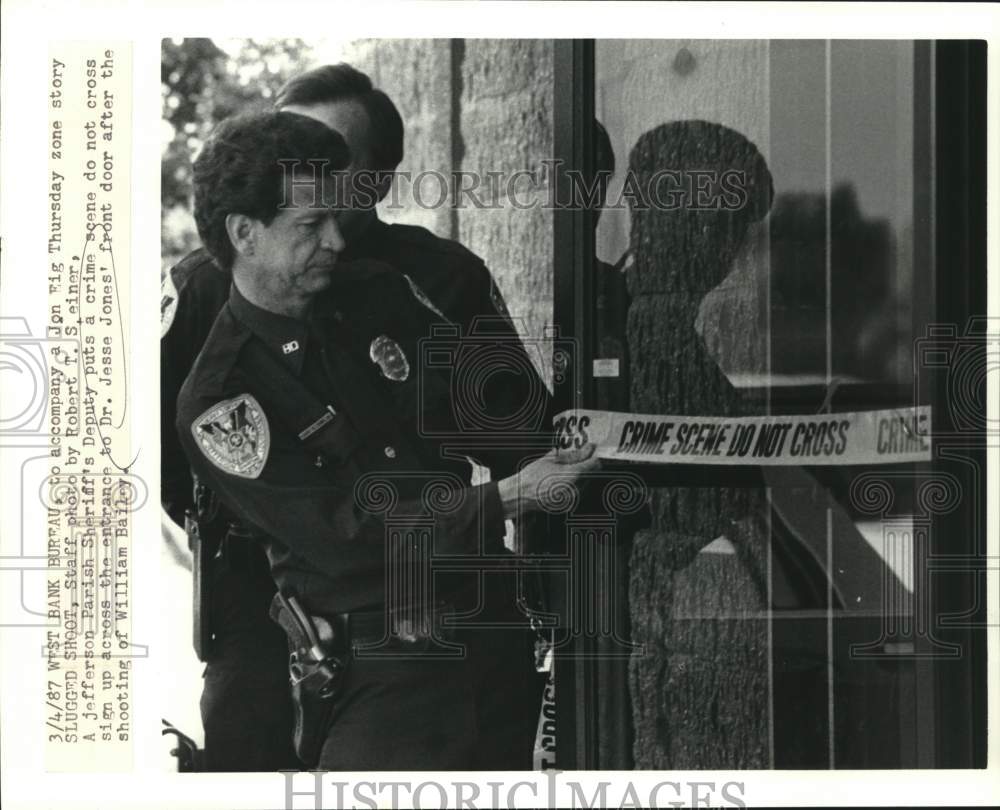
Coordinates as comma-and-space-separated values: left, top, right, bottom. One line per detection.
178, 424, 507, 580
160, 253, 231, 526
160, 271, 194, 527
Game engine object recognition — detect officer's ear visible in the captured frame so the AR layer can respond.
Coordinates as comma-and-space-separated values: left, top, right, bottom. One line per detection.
226, 214, 260, 261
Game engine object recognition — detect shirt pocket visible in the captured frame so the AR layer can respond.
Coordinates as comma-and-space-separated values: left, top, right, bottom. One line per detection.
289, 410, 367, 484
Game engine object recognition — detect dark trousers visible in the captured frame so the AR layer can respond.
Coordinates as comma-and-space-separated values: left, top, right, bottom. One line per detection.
317, 572, 545, 770
200, 544, 300, 772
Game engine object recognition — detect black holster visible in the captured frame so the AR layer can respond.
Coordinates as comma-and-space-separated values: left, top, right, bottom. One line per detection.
269, 591, 349, 767
187, 478, 224, 662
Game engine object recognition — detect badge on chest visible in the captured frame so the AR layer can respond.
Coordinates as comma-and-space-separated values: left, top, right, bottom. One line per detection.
369, 335, 410, 382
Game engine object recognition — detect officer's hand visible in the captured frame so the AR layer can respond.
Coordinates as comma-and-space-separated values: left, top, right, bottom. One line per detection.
497, 443, 601, 519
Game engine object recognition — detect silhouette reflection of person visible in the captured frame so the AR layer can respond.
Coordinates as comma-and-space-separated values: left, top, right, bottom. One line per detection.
627, 120, 773, 552
624, 120, 775, 768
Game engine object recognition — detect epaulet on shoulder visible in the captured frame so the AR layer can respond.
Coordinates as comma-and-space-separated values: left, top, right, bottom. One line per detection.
386, 223, 484, 264
170, 247, 224, 289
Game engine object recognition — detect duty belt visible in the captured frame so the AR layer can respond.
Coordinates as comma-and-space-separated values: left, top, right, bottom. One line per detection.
268, 589, 466, 766
270, 591, 465, 655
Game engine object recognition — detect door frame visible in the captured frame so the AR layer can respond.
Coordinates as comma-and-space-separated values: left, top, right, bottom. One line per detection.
550, 37, 987, 770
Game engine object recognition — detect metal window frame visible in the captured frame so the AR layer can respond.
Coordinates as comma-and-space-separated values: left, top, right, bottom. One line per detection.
551, 37, 987, 771
920, 39, 988, 769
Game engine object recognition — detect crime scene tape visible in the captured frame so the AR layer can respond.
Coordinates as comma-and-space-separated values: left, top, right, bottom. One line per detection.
553, 406, 932, 466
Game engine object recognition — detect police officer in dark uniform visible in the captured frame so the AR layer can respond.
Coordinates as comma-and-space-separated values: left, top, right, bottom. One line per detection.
175, 110, 597, 769
161, 64, 554, 770
162, 234, 300, 773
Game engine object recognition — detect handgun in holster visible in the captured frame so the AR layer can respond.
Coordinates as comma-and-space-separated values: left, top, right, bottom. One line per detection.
269, 589, 349, 767
185, 476, 225, 662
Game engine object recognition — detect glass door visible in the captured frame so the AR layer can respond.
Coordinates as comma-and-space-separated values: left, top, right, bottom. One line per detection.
550, 39, 987, 770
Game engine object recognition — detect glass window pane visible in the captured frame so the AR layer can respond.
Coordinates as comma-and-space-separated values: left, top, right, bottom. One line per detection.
594, 39, 934, 769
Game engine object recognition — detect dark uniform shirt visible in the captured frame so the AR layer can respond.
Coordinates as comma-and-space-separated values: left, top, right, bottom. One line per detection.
161, 219, 551, 771
176, 262, 531, 614
343, 218, 512, 336
344, 216, 555, 479
161, 215, 551, 521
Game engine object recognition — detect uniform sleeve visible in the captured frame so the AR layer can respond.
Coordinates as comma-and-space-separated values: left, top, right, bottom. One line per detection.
160, 268, 195, 526
178, 400, 507, 582
160, 416, 192, 526
160, 256, 230, 525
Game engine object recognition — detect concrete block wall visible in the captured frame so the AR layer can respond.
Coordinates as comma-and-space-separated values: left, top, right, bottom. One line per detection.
339, 39, 454, 239
459, 40, 554, 383
341, 38, 555, 385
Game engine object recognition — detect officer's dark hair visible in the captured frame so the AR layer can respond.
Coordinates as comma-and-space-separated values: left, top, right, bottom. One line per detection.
628, 120, 773, 292
192, 110, 350, 271
275, 63, 404, 173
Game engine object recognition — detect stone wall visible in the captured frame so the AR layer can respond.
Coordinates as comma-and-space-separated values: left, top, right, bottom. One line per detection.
459, 39, 554, 382
342, 38, 555, 385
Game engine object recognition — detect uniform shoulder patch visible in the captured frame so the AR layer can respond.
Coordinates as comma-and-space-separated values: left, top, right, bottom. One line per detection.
160, 272, 178, 338
191, 394, 270, 479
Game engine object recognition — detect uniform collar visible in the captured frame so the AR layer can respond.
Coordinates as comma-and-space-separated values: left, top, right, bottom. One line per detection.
229, 284, 313, 374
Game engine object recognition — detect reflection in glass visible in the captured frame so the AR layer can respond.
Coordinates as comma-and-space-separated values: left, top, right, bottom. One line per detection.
594, 39, 925, 769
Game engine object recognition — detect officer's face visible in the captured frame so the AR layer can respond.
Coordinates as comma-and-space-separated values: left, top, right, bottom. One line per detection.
282, 99, 380, 243
252, 177, 346, 300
